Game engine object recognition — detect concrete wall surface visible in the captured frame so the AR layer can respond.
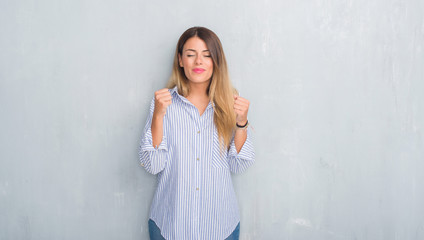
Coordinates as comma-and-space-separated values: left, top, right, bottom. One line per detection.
1, 0, 423, 239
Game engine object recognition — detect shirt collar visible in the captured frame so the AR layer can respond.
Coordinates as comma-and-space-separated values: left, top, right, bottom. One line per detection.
169, 86, 215, 109
170, 86, 190, 104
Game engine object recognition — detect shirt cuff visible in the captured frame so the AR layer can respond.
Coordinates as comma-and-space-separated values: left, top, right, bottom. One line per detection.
140, 128, 168, 152
228, 126, 255, 161
139, 128, 168, 174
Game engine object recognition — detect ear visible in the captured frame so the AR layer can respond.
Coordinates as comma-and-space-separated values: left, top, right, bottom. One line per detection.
178, 53, 183, 67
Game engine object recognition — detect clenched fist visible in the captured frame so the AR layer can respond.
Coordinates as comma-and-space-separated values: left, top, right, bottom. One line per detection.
233, 95, 249, 126
154, 88, 172, 117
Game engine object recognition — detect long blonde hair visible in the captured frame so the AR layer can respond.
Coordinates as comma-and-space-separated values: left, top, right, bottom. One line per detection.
167, 26, 236, 148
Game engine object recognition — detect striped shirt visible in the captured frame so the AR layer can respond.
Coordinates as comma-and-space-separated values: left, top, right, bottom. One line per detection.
139, 86, 255, 240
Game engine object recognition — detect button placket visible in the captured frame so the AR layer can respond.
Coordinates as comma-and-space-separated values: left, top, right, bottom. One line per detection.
194, 119, 201, 193
193, 124, 201, 233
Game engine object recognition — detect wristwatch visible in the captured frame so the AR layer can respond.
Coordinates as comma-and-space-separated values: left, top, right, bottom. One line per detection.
236, 120, 249, 129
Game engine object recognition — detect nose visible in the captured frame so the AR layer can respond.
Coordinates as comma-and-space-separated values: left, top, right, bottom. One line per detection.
195, 55, 203, 65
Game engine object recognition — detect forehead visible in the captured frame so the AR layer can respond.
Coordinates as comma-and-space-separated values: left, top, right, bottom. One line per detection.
183, 37, 209, 51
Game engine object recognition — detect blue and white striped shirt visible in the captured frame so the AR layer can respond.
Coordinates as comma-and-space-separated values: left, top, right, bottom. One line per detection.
139, 86, 255, 240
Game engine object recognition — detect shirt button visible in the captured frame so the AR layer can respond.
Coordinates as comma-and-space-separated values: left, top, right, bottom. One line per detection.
141, 163, 144, 167
197, 130, 200, 134
196, 157, 200, 161
196, 187, 199, 191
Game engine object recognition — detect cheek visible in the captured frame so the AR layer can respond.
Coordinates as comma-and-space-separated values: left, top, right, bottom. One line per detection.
183, 67, 191, 77
182, 59, 188, 67
207, 60, 214, 71
181, 57, 191, 67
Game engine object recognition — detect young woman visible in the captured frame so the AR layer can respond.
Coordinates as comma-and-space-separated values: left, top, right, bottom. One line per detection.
139, 26, 255, 240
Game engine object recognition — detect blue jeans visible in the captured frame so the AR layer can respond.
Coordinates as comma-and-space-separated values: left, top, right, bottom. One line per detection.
148, 219, 240, 240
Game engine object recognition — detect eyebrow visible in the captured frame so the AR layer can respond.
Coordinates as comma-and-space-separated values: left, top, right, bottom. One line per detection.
185, 49, 210, 52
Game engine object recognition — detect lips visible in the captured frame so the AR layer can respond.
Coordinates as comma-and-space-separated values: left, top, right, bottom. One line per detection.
193, 68, 205, 74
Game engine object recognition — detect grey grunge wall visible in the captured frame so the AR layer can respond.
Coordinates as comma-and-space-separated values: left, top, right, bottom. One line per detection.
1, 0, 423, 239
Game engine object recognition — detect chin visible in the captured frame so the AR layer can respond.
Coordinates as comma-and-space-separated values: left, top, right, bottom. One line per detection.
188, 78, 211, 84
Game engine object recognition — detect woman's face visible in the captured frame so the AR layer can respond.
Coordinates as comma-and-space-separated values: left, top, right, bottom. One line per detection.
179, 37, 214, 86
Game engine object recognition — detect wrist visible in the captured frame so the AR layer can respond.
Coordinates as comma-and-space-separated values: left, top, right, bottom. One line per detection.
153, 112, 165, 121
236, 119, 247, 126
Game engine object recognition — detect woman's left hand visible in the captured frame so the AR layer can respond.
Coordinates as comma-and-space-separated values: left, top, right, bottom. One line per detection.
234, 95, 250, 126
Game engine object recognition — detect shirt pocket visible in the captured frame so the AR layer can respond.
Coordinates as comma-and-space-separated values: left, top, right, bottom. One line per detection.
211, 131, 229, 169
212, 149, 229, 169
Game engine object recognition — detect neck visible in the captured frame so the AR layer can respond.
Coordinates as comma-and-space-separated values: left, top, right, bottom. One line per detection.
188, 81, 209, 99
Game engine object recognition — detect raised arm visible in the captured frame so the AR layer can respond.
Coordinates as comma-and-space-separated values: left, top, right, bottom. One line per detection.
138, 89, 172, 175
233, 95, 249, 153
227, 95, 255, 173
151, 89, 172, 148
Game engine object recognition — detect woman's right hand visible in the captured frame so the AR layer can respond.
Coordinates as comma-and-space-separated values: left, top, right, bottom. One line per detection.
154, 88, 172, 117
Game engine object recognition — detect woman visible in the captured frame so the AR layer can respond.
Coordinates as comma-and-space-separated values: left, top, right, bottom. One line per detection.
139, 26, 254, 240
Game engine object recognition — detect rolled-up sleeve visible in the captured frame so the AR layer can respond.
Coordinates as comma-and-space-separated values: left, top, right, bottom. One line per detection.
138, 98, 168, 175
227, 126, 255, 173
